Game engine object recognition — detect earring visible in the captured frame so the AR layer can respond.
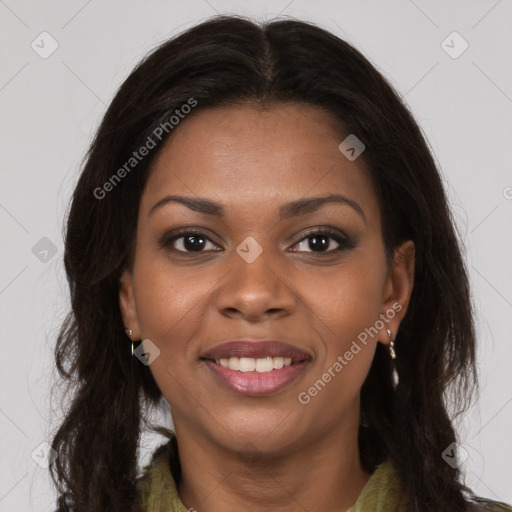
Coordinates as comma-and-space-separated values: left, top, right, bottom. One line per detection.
125, 328, 136, 356
387, 328, 399, 389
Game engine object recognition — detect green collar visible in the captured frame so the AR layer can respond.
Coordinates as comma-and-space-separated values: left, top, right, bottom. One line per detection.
136, 444, 403, 512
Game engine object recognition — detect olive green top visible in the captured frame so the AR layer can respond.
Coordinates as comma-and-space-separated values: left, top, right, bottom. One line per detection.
136, 443, 405, 512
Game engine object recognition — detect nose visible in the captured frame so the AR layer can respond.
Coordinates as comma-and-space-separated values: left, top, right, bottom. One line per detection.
214, 244, 297, 322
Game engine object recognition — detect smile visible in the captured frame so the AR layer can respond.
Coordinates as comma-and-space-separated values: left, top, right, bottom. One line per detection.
213, 356, 293, 372
202, 359, 310, 396
200, 340, 311, 396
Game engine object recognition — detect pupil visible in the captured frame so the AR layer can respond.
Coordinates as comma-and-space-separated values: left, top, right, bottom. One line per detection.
184, 235, 206, 251
309, 235, 328, 251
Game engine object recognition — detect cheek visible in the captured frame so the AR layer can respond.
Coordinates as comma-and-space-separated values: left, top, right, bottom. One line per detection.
131, 251, 213, 363
297, 277, 381, 415
298, 253, 386, 396
131, 256, 212, 406
305, 255, 386, 343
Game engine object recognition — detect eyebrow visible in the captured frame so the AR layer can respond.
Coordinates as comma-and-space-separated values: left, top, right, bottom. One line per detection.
148, 193, 365, 221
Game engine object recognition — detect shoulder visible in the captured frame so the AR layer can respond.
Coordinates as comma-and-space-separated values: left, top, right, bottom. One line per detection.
363, 461, 512, 512
135, 440, 181, 512
135, 442, 170, 503
347, 460, 405, 511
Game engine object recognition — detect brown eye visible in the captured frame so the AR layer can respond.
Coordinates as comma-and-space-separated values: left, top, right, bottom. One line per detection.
290, 229, 352, 254
160, 230, 220, 253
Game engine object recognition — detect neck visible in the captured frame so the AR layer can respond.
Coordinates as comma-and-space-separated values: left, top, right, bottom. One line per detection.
174, 416, 371, 512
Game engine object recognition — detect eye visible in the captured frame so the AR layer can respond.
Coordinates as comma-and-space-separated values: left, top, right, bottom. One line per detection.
160, 230, 220, 253
290, 229, 351, 254
159, 227, 353, 255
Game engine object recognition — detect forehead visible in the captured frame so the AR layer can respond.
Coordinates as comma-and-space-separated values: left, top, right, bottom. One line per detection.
141, 103, 379, 221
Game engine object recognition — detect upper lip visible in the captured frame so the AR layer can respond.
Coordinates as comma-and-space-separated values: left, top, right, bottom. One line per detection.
201, 340, 311, 363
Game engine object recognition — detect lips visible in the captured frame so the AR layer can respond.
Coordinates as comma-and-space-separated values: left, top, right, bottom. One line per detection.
200, 340, 311, 396
201, 340, 311, 362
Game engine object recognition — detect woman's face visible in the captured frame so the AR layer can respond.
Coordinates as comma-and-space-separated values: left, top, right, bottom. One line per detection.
120, 103, 414, 455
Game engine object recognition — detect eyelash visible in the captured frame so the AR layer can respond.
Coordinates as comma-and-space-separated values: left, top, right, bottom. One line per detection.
159, 228, 353, 255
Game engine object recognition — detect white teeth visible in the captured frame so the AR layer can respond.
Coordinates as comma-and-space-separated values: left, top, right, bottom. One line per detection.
239, 357, 256, 372
273, 356, 284, 370
227, 356, 239, 370
213, 356, 296, 372
256, 356, 273, 372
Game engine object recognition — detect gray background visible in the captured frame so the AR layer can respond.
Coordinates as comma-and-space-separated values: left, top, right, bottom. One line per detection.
1, 1, 511, 510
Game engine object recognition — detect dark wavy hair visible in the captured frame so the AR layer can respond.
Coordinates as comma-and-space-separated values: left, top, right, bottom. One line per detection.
49, 14, 509, 512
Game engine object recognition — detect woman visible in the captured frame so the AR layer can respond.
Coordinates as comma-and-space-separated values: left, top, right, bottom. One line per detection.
50, 15, 511, 512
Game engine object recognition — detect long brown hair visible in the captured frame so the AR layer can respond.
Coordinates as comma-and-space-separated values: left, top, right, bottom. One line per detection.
50, 15, 508, 512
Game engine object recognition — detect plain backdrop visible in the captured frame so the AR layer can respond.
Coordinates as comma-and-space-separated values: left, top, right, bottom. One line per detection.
1, 1, 511, 510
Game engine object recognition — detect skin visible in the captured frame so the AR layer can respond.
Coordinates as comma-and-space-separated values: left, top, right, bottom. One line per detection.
119, 103, 415, 512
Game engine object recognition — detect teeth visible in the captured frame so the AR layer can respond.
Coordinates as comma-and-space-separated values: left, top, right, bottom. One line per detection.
227, 356, 239, 370
239, 357, 256, 372
214, 356, 295, 372
256, 356, 273, 372
273, 357, 284, 370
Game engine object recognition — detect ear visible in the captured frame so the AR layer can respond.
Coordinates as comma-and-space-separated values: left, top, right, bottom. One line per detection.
119, 269, 141, 340
378, 240, 415, 345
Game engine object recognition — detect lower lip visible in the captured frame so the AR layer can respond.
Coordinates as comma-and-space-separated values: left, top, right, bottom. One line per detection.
203, 360, 309, 396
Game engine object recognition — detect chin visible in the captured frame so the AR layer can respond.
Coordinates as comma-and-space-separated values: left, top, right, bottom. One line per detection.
210, 414, 307, 456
